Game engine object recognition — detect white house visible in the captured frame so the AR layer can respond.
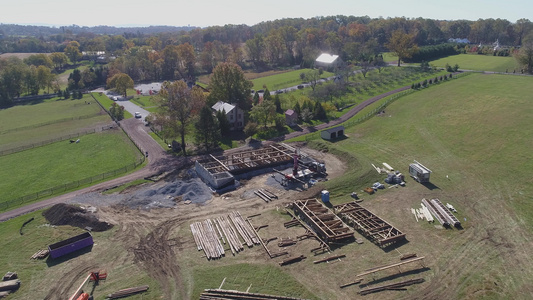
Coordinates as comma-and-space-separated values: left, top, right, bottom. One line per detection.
315, 53, 342, 69
212, 101, 244, 130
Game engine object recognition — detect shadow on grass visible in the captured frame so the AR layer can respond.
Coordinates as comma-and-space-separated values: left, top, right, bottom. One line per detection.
359, 267, 430, 288
421, 182, 440, 190
326, 135, 349, 143
46, 245, 94, 267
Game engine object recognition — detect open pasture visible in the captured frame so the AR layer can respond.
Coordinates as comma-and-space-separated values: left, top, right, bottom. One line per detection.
319, 73, 533, 298
430, 54, 520, 72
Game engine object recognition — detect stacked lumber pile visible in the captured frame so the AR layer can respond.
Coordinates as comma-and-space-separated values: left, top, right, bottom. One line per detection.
200, 289, 309, 300
30, 249, 49, 259
107, 285, 149, 299
191, 211, 260, 260
254, 189, 278, 202
0, 279, 20, 293
191, 220, 225, 259
228, 211, 260, 246
215, 215, 243, 255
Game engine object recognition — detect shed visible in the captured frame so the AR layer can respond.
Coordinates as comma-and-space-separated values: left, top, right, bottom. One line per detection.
409, 160, 432, 183
285, 109, 298, 126
48, 232, 93, 259
321, 126, 345, 140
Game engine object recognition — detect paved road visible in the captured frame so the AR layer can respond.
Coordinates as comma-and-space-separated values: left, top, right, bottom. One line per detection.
0, 82, 413, 222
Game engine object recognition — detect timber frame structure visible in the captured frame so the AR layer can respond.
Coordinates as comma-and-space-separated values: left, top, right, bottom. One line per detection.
291, 199, 354, 244
197, 143, 295, 175
335, 201, 406, 247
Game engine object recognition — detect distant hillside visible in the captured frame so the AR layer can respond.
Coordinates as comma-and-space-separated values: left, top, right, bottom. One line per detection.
0, 24, 198, 37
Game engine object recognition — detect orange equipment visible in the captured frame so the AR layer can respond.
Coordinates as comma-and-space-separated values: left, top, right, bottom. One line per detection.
75, 292, 89, 300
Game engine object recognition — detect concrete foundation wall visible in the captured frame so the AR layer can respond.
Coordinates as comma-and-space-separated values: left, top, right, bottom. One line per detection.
195, 161, 235, 189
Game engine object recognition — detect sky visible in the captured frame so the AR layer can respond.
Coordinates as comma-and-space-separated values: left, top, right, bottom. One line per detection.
0, 0, 530, 28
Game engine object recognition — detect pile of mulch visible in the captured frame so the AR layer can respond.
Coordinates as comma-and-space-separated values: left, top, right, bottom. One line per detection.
43, 203, 113, 232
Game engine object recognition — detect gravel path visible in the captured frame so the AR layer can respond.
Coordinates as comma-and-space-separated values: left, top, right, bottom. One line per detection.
0, 84, 411, 222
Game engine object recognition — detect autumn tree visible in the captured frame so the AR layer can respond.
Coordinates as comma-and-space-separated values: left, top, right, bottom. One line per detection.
36, 65, 54, 93
250, 99, 276, 129
515, 38, 533, 74
64, 41, 82, 64
155, 81, 204, 154
207, 62, 253, 111
50, 52, 68, 70
106, 73, 134, 97
386, 30, 419, 66
24, 54, 53, 68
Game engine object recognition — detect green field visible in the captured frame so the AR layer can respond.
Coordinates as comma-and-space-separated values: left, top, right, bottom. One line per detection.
191, 264, 317, 299
0, 130, 142, 206
430, 54, 520, 72
0, 95, 111, 151
251, 69, 334, 91
311, 73, 533, 298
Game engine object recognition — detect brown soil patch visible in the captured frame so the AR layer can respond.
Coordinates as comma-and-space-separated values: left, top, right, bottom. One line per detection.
43, 203, 113, 232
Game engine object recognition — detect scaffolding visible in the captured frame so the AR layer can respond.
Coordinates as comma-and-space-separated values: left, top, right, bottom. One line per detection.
291, 199, 354, 244
335, 201, 406, 247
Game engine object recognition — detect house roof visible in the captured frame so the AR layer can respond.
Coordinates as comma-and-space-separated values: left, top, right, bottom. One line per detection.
212, 101, 235, 113
316, 53, 339, 64
323, 125, 344, 133
285, 109, 296, 116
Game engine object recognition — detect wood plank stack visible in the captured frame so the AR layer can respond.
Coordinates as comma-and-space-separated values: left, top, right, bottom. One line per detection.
191, 211, 261, 260
200, 289, 308, 300
0, 279, 20, 292
228, 211, 260, 246
107, 285, 149, 299
216, 216, 244, 255
190, 219, 225, 260
30, 249, 49, 259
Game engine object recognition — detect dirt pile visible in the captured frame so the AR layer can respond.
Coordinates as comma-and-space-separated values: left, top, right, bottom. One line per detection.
43, 203, 113, 231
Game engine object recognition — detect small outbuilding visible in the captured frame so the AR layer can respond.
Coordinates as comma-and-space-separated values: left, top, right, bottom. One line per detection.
321, 126, 345, 140
285, 109, 298, 126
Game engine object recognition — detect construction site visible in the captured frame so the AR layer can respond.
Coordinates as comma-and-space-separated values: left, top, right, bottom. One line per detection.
1, 143, 469, 300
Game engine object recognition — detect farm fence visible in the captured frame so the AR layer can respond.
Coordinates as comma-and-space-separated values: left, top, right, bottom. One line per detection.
0, 124, 118, 156
0, 156, 145, 212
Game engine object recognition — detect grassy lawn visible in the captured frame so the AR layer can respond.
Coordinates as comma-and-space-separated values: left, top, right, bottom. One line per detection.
307, 73, 533, 298
430, 54, 520, 72
91, 93, 133, 119
251, 69, 334, 91
191, 264, 318, 299
0, 130, 142, 208
130, 95, 158, 112
0, 210, 161, 299
0, 95, 112, 152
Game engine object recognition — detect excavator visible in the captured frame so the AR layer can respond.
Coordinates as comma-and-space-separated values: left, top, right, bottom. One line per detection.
68, 271, 107, 300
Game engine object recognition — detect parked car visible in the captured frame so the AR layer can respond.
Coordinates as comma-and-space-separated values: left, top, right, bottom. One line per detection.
135, 112, 142, 118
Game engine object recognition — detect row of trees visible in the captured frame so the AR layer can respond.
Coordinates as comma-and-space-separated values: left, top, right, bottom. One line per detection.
2, 17, 532, 54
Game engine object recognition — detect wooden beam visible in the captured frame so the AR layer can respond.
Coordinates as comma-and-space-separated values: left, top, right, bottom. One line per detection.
209, 154, 230, 171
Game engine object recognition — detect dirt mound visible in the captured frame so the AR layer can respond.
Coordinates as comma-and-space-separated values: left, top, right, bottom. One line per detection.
43, 203, 113, 231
